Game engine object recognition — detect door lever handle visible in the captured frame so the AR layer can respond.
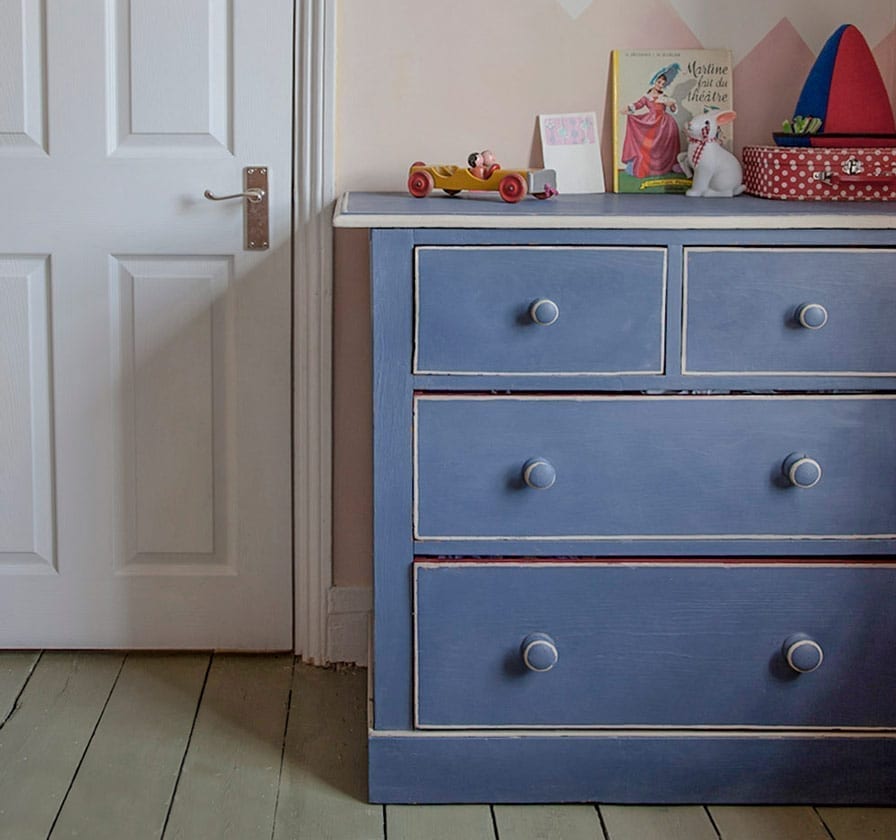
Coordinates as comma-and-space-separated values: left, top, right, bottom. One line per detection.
203, 187, 265, 203
202, 167, 269, 250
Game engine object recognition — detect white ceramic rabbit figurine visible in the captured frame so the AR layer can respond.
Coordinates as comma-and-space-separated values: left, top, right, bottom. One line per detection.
677, 110, 745, 197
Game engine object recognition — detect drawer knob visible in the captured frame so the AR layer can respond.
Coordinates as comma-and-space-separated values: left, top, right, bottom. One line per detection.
796, 303, 828, 330
782, 633, 824, 674
522, 458, 556, 490
782, 452, 822, 489
521, 633, 559, 672
529, 298, 560, 326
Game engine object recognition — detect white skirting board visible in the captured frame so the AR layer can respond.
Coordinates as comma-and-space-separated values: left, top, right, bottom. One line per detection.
326, 586, 372, 665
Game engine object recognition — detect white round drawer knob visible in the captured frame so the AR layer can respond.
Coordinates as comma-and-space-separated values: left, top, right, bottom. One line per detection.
783, 633, 824, 673
522, 458, 556, 490
529, 298, 559, 326
782, 453, 822, 489
521, 633, 559, 672
796, 303, 828, 330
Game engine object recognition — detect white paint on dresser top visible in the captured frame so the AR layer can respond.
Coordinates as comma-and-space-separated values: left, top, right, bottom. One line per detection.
334, 192, 896, 229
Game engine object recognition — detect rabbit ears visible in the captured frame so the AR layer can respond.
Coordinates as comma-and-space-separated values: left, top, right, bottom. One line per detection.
712, 109, 737, 125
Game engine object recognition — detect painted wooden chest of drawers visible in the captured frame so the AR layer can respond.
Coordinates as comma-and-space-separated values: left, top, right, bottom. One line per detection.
334, 193, 896, 804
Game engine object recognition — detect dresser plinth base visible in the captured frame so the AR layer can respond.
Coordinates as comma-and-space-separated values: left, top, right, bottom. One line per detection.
369, 732, 896, 804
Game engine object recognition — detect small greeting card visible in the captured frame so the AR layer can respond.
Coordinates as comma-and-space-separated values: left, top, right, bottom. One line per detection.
539, 112, 605, 194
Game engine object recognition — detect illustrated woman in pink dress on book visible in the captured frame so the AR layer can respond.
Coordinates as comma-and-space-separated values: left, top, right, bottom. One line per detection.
621, 63, 682, 178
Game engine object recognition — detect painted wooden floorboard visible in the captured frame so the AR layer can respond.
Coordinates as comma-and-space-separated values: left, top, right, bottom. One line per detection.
163, 654, 294, 840
3, 653, 895, 840
492, 805, 605, 840
709, 805, 832, 840
816, 807, 896, 839
0, 652, 124, 840
48, 653, 209, 840
0, 650, 40, 723
273, 664, 383, 840
386, 804, 497, 840
600, 805, 719, 840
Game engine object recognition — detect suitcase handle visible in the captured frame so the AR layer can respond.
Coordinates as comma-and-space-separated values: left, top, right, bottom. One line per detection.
822, 172, 896, 186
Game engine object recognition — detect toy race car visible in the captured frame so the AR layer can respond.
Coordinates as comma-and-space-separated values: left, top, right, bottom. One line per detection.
407, 161, 557, 203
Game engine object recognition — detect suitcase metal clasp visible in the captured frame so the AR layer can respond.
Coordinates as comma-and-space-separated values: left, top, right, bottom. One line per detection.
813, 157, 867, 185
842, 156, 865, 176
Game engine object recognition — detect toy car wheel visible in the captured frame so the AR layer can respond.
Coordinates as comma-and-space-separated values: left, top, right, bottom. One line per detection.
498, 173, 527, 203
408, 170, 434, 198
443, 189, 461, 196
410, 160, 426, 168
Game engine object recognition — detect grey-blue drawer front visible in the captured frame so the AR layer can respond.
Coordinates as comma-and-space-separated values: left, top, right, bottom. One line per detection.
684, 248, 896, 375
414, 247, 666, 374
414, 395, 896, 542
414, 563, 896, 728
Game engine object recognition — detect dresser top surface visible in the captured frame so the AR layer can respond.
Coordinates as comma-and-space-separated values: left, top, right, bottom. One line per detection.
334, 191, 896, 230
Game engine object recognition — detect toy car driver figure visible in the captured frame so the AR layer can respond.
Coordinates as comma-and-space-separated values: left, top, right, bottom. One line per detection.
467, 149, 500, 179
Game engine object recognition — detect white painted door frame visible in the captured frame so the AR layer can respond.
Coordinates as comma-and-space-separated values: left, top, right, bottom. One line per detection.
293, 0, 337, 662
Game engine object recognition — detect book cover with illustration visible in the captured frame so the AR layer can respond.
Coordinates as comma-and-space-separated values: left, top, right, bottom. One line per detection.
612, 49, 734, 193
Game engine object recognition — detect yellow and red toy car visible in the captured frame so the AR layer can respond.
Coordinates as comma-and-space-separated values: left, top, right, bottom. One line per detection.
407, 161, 557, 203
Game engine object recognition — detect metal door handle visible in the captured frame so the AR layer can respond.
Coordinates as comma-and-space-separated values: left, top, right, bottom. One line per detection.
204, 187, 265, 203
203, 167, 269, 250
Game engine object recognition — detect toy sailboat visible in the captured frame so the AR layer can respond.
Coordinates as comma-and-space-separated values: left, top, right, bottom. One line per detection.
774, 24, 896, 148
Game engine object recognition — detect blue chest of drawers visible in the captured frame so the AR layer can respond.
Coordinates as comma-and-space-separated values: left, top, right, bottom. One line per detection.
334, 193, 896, 804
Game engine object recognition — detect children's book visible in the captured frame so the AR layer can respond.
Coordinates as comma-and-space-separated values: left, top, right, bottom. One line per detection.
612, 48, 734, 193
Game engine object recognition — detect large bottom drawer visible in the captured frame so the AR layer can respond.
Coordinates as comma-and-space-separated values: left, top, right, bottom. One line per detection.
414, 562, 896, 729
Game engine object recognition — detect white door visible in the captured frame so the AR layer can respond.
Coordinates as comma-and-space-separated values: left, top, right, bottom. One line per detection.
0, 0, 293, 649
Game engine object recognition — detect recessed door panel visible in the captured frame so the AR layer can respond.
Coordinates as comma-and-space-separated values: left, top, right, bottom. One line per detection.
106, 0, 232, 155
0, 256, 54, 571
0, 0, 47, 155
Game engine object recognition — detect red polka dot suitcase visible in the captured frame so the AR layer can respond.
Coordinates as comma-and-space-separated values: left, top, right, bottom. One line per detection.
742, 145, 896, 201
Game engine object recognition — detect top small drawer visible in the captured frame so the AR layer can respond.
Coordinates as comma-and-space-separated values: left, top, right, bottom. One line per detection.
684, 248, 896, 376
414, 246, 666, 375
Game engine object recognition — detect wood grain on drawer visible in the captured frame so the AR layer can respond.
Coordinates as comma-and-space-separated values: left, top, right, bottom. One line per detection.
414, 247, 666, 375
413, 395, 896, 545
684, 248, 896, 375
414, 562, 896, 729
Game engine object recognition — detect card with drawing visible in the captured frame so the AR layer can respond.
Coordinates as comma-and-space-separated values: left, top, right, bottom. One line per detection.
539, 112, 605, 194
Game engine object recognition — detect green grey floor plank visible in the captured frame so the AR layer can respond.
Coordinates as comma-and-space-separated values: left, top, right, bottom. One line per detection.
816, 807, 896, 839
600, 805, 718, 840
0, 650, 41, 723
709, 805, 830, 840
273, 663, 383, 840
163, 654, 294, 840
387, 804, 496, 840
48, 652, 210, 840
493, 805, 604, 840
0, 652, 124, 840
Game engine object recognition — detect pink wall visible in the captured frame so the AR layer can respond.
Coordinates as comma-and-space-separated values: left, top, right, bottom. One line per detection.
332, 1, 896, 587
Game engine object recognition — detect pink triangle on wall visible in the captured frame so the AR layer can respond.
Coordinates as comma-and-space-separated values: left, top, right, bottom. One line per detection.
733, 18, 815, 154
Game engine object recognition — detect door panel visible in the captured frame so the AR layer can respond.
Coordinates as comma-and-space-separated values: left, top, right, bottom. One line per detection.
0, 0, 47, 155
0, 257, 54, 571
107, 0, 233, 155
0, 0, 292, 648
111, 255, 232, 570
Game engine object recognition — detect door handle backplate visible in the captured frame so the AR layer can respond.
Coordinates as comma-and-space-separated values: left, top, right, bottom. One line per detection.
204, 166, 269, 250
